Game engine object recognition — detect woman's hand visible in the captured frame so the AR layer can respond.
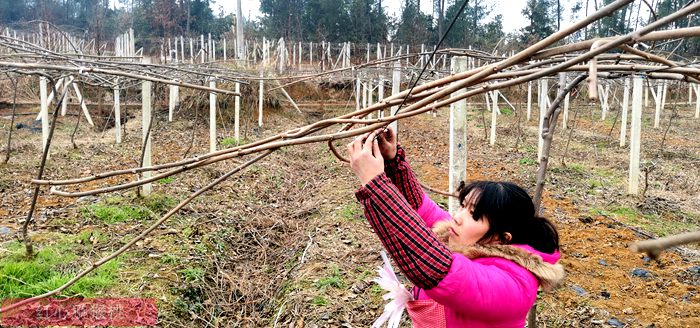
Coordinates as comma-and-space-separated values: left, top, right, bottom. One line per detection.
375, 127, 397, 161
347, 131, 384, 186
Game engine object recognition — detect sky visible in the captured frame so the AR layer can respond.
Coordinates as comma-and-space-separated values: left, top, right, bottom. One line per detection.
213, 0, 580, 34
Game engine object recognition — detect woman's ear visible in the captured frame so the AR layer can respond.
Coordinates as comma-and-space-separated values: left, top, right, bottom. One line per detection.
502, 232, 512, 244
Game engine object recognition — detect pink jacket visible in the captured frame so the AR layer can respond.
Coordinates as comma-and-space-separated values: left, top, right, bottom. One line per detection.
407, 193, 563, 328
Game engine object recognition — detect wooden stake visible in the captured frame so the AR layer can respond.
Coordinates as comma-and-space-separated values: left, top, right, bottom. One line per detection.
628, 76, 643, 194
449, 57, 468, 215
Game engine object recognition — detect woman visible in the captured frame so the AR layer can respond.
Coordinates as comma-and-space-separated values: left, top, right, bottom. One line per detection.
347, 128, 564, 328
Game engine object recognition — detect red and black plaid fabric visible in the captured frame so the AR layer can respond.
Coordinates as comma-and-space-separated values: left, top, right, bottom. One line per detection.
356, 173, 452, 289
384, 146, 424, 211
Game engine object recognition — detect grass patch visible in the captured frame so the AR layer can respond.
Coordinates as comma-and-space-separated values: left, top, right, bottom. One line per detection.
157, 176, 174, 184
519, 157, 536, 165
141, 193, 177, 213
178, 267, 205, 283
500, 107, 514, 116
0, 240, 118, 299
339, 203, 362, 221
566, 163, 586, 174
314, 265, 344, 290
81, 193, 176, 223
311, 295, 328, 306
220, 137, 245, 148
81, 204, 150, 224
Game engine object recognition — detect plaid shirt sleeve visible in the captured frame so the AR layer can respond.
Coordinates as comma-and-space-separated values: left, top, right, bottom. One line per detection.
356, 173, 452, 289
384, 146, 424, 211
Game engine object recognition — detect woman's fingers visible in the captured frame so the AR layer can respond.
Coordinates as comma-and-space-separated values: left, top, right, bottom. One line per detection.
372, 136, 381, 157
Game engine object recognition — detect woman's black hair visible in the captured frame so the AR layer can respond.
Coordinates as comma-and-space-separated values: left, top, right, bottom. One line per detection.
457, 181, 559, 254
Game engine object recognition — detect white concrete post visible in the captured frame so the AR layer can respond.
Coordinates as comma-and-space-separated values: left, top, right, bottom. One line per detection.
537, 79, 548, 162
620, 78, 630, 147
60, 78, 69, 116
141, 80, 153, 195
71, 82, 94, 126
490, 91, 498, 146
209, 79, 217, 153
168, 84, 176, 122
39, 76, 49, 150
689, 83, 693, 105
114, 85, 121, 144
377, 79, 384, 117
259, 71, 264, 127
366, 43, 370, 63
310, 42, 313, 66
236, 0, 244, 59
562, 73, 570, 129
234, 82, 241, 142
390, 61, 401, 133
355, 77, 361, 112
190, 38, 194, 63
362, 82, 368, 109
223, 38, 227, 61
449, 57, 468, 215
527, 81, 532, 121
628, 76, 643, 194
181, 36, 185, 62
695, 85, 700, 119
654, 84, 662, 128
174, 37, 178, 62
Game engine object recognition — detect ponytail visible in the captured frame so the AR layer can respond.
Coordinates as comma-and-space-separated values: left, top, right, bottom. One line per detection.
528, 216, 559, 254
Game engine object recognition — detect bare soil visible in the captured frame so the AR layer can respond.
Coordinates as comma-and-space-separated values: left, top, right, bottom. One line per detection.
0, 82, 698, 327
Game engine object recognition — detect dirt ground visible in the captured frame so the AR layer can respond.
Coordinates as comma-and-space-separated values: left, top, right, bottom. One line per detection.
0, 80, 698, 327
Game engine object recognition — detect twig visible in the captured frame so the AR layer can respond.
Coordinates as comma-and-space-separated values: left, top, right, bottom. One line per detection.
21, 77, 73, 257
630, 230, 700, 259
533, 74, 588, 210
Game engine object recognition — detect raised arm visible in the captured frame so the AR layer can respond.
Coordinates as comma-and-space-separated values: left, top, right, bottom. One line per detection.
356, 173, 453, 289
384, 146, 424, 210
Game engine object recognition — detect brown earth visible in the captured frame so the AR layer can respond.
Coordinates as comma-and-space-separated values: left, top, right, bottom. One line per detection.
0, 81, 698, 327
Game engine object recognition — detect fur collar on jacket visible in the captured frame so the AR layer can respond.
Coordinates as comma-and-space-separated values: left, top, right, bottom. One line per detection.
432, 221, 565, 292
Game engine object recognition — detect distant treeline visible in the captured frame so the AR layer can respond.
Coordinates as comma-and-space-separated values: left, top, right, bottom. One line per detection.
0, 0, 696, 56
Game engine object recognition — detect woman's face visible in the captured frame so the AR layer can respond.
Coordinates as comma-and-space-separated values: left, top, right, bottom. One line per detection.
447, 190, 490, 245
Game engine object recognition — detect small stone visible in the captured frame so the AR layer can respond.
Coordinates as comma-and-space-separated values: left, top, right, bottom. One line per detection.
606, 318, 624, 327
623, 307, 635, 315
631, 268, 653, 279
571, 285, 586, 296
601, 290, 611, 299
599, 259, 608, 266
0, 226, 12, 236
